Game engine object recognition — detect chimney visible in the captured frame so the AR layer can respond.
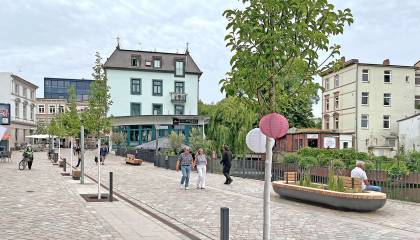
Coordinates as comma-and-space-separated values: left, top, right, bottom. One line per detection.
341, 56, 346, 63
383, 59, 390, 65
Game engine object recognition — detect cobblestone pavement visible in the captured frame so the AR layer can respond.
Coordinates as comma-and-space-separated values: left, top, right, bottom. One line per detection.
0, 151, 123, 240
78, 149, 420, 240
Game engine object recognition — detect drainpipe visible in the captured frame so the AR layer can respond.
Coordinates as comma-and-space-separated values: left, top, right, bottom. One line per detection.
355, 64, 359, 151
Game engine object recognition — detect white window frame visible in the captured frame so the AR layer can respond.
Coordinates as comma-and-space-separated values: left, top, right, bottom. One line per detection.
361, 114, 369, 129
334, 74, 339, 88
49, 105, 56, 114
30, 105, 34, 120
415, 73, 420, 85
415, 95, 420, 109
334, 93, 339, 109
334, 115, 339, 129
325, 95, 330, 111
384, 93, 391, 107
383, 115, 390, 129
324, 117, 330, 129
361, 92, 369, 105
362, 69, 369, 83
38, 104, 45, 114
384, 70, 391, 83
325, 78, 330, 90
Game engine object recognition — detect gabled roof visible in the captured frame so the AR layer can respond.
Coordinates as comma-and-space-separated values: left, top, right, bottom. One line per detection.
10, 74, 38, 89
104, 48, 202, 76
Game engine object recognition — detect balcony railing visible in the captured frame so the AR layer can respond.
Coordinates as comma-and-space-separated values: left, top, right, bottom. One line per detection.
170, 92, 187, 103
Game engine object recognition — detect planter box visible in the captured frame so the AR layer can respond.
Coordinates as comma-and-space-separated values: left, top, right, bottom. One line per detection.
72, 170, 81, 180
273, 181, 386, 212
168, 156, 178, 170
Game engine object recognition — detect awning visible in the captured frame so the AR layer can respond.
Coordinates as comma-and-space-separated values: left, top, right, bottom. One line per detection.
25, 134, 57, 139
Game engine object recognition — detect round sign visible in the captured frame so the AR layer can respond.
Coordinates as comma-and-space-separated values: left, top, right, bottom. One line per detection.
246, 128, 267, 153
259, 113, 289, 139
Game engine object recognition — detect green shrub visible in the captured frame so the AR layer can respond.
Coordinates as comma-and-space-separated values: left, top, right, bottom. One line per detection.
283, 153, 299, 164
336, 177, 345, 192
405, 151, 420, 172
332, 159, 345, 168
298, 156, 317, 168
388, 161, 408, 180
327, 170, 336, 191
302, 170, 311, 187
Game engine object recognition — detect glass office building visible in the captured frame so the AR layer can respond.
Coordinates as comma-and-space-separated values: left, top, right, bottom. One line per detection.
44, 78, 93, 101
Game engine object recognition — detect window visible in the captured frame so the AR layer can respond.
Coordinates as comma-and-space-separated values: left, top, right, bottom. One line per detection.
388, 139, 396, 147
130, 103, 141, 116
325, 78, 330, 90
38, 104, 45, 114
152, 104, 163, 115
384, 70, 391, 83
362, 69, 369, 82
415, 96, 420, 109
30, 90, 34, 100
131, 79, 141, 95
131, 56, 140, 67
343, 142, 349, 149
324, 116, 330, 129
325, 95, 330, 111
334, 74, 339, 88
361, 92, 369, 105
383, 115, 390, 129
152, 80, 163, 96
174, 81, 185, 93
14, 83, 19, 95
15, 102, 19, 118
49, 105, 56, 114
334, 93, 339, 109
361, 114, 369, 128
334, 115, 339, 129
153, 58, 161, 68
23, 103, 27, 120
58, 105, 64, 113
384, 93, 391, 106
23, 87, 27, 98
174, 105, 184, 115
175, 60, 185, 76
30, 105, 34, 120
416, 73, 420, 85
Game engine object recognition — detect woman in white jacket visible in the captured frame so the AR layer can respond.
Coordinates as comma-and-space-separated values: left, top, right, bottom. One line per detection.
195, 148, 207, 189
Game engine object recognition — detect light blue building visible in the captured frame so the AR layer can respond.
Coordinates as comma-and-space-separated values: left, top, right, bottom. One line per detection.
104, 45, 208, 146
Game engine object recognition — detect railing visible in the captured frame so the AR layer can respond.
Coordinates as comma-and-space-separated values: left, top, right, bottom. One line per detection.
170, 92, 187, 103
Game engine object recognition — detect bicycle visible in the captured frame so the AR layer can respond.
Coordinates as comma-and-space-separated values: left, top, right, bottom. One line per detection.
19, 157, 29, 170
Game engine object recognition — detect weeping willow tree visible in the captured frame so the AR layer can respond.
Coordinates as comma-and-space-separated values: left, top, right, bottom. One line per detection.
203, 97, 258, 154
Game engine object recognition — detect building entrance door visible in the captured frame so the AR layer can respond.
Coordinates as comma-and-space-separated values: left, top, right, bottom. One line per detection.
308, 139, 318, 148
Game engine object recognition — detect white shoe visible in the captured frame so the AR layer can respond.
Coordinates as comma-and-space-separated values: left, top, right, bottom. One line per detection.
185, 187, 189, 190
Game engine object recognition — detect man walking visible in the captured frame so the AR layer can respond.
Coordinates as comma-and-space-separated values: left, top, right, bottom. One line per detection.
221, 146, 233, 184
177, 146, 193, 190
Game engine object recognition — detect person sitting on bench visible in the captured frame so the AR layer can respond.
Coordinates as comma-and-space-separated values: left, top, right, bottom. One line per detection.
351, 160, 381, 192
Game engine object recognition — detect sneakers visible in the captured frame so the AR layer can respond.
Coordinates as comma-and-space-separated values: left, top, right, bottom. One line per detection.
185, 187, 189, 190
227, 179, 233, 185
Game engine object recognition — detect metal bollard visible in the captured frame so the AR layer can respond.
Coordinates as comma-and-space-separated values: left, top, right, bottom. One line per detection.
63, 158, 66, 172
220, 207, 229, 240
109, 172, 113, 202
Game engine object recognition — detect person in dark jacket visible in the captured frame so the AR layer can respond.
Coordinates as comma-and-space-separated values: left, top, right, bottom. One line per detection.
23, 145, 34, 170
220, 146, 233, 184
74, 144, 82, 168
99, 144, 108, 165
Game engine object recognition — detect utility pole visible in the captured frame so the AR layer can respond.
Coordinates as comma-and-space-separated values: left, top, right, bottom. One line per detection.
80, 126, 85, 184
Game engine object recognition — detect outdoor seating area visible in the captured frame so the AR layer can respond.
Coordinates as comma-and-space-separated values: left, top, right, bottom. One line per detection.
126, 154, 143, 166
0, 151, 12, 162
273, 171, 387, 211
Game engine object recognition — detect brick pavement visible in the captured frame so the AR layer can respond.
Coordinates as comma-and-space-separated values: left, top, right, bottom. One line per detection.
78, 149, 420, 240
0, 151, 123, 240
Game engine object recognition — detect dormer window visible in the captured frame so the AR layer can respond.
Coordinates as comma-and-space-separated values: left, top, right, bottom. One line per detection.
153, 57, 161, 68
131, 55, 140, 67
175, 60, 185, 77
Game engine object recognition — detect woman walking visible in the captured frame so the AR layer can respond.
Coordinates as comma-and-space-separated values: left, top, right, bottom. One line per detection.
195, 148, 207, 189
176, 146, 193, 190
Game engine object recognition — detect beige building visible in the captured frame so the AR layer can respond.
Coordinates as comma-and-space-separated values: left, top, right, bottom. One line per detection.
321, 58, 420, 157
0, 73, 38, 150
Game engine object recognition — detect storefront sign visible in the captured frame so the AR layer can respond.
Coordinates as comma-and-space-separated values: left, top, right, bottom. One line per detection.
307, 134, 318, 139
323, 137, 336, 148
0, 103, 11, 125
173, 118, 198, 125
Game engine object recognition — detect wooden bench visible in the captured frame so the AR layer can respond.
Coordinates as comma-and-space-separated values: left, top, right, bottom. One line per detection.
285, 172, 298, 184
126, 154, 142, 166
337, 176, 363, 193
72, 169, 81, 180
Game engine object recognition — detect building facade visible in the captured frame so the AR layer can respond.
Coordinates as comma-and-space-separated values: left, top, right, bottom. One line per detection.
44, 77, 93, 101
104, 46, 207, 146
321, 58, 420, 156
398, 113, 420, 152
0, 73, 38, 150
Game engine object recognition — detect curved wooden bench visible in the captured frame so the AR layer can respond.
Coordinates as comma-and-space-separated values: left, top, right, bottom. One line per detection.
273, 180, 386, 212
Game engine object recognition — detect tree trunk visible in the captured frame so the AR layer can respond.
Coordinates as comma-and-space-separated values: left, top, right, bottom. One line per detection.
70, 138, 73, 175
97, 138, 101, 200
263, 137, 274, 240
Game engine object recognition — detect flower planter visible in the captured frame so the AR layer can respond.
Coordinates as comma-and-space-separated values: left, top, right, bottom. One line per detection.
273, 181, 387, 212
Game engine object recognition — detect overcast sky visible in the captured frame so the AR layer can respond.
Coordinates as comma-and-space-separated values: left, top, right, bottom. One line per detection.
1, 0, 420, 117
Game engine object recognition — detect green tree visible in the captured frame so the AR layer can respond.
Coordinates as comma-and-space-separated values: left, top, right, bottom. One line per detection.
35, 122, 48, 134
169, 131, 185, 154
83, 52, 112, 138
222, 1, 353, 238
63, 86, 81, 137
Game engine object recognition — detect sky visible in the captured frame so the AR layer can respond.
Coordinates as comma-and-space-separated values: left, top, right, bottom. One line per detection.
1, 0, 420, 118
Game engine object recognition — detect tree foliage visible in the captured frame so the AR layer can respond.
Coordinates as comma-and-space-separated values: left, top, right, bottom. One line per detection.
221, 0, 353, 117
83, 52, 112, 137
188, 127, 213, 154
63, 85, 81, 137
169, 131, 185, 154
